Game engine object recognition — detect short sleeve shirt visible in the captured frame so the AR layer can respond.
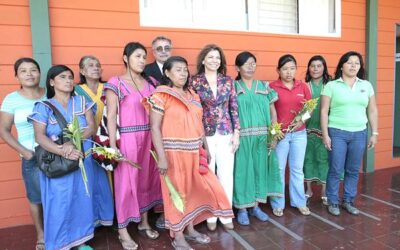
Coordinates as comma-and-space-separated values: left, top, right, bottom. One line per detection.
0, 90, 46, 150
321, 78, 374, 132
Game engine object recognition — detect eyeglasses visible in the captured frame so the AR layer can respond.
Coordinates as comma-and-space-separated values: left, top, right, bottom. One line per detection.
243, 62, 257, 67
155, 45, 171, 53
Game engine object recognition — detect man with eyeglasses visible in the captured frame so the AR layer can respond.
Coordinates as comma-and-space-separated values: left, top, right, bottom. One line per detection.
144, 36, 172, 82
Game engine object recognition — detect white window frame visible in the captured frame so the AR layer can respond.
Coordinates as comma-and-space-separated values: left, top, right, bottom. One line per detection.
139, 0, 341, 37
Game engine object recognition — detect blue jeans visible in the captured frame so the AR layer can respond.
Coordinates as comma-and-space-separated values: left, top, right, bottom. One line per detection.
326, 128, 367, 205
270, 129, 307, 209
22, 157, 41, 204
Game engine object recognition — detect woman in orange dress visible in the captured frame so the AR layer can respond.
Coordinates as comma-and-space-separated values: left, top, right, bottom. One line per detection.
145, 56, 233, 250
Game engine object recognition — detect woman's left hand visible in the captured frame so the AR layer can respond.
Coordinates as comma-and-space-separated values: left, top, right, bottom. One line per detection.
368, 135, 378, 149
230, 131, 240, 153
292, 120, 304, 132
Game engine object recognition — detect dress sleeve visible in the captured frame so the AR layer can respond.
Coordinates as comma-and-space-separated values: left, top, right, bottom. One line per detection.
228, 77, 240, 131
104, 77, 129, 101
266, 85, 278, 104
27, 101, 49, 126
143, 92, 167, 116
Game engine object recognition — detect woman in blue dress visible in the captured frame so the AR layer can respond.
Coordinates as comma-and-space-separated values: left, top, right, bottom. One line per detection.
28, 65, 96, 250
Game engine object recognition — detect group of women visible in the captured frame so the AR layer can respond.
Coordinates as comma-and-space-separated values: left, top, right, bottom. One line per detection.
0, 39, 378, 250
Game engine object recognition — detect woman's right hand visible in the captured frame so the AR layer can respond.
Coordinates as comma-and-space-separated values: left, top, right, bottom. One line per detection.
21, 149, 34, 160
157, 157, 168, 176
67, 149, 83, 160
322, 134, 332, 151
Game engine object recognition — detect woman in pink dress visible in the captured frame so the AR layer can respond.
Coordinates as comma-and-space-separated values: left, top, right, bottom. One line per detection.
105, 42, 162, 250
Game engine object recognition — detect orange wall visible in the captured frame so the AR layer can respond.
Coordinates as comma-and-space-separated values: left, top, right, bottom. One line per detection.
0, 0, 398, 228
375, 0, 400, 168
0, 0, 36, 228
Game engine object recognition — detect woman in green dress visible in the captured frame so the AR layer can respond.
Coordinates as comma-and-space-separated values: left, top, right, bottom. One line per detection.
303, 55, 332, 205
233, 51, 283, 225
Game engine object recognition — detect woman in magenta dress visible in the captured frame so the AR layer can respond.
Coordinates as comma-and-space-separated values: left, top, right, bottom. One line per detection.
105, 42, 162, 250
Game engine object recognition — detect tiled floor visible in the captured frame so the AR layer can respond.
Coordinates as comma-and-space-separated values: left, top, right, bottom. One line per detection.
2, 167, 400, 250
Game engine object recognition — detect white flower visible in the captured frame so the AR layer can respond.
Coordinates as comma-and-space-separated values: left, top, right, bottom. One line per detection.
270, 129, 276, 135
301, 111, 311, 122
67, 123, 74, 132
104, 147, 117, 154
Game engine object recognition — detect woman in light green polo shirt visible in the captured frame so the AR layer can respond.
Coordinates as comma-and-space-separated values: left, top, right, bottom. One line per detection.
320, 51, 378, 216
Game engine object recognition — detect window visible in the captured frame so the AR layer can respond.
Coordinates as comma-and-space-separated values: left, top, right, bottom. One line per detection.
139, 0, 341, 37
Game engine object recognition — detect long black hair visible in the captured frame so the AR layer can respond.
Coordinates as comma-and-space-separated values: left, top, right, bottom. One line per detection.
196, 44, 227, 75
305, 55, 331, 84
234, 51, 257, 80
46, 65, 75, 98
122, 42, 156, 87
277, 54, 297, 70
160, 56, 190, 90
334, 51, 366, 80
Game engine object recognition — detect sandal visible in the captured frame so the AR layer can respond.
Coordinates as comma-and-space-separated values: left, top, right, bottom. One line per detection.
155, 214, 165, 229
249, 207, 269, 222
298, 206, 311, 216
237, 209, 250, 225
118, 235, 138, 250
138, 226, 159, 240
172, 240, 194, 250
321, 196, 328, 206
36, 240, 45, 250
272, 208, 284, 217
184, 233, 211, 244
305, 193, 313, 205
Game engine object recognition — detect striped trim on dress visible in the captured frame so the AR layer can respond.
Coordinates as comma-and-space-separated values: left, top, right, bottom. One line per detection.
163, 137, 203, 152
119, 124, 150, 133
240, 126, 268, 137
165, 205, 234, 232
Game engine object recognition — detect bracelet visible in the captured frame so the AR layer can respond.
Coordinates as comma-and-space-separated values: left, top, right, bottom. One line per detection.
372, 131, 379, 136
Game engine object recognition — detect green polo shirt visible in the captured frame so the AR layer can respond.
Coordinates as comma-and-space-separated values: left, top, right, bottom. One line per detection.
321, 78, 374, 132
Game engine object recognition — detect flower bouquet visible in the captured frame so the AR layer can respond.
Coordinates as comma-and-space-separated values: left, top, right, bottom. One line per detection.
63, 115, 90, 196
92, 146, 141, 171
267, 122, 284, 155
267, 122, 284, 196
286, 97, 319, 133
150, 150, 185, 214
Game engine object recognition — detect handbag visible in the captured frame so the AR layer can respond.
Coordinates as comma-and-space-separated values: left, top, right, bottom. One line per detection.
93, 79, 122, 171
34, 101, 80, 178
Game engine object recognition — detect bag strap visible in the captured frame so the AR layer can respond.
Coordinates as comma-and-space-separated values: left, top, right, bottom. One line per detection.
43, 100, 69, 130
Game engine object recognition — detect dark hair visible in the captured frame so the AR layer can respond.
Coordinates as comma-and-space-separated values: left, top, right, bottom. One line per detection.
234, 51, 257, 80
78, 55, 103, 83
334, 51, 365, 80
14, 57, 41, 76
152, 36, 172, 46
196, 44, 227, 75
46, 65, 75, 98
160, 56, 190, 90
122, 42, 156, 87
277, 54, 297, 70
305, 55, 332, 84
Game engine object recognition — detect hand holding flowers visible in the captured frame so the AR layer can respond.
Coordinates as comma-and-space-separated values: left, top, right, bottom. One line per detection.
267, 122, 284, 155
286, 98, 319, 133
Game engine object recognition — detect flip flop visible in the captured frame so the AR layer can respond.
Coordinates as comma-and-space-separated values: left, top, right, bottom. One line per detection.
138, 227, 159, 240
184, 233, 211, 244
272, 208, 284, 217
35, 240, 45, 250
172, 240, 194, 250
118, 235, 138, 250
321, 196, 328, 206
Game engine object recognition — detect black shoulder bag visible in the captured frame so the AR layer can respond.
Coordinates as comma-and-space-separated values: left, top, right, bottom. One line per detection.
34, 101, 80, 178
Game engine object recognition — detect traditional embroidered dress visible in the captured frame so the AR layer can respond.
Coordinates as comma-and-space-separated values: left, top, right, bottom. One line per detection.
75, 83, 114, 226
28, 96, 96, 250
233, 80, 283, 208
104, 77, 162, 228
144, 86, 234, 232
304, 80, 329, 183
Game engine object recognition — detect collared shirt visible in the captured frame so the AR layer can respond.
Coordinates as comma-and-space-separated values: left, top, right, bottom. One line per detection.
156, 61, 164, 75
190, 73, 240, 136
321, 77, 374, 132
270, 79, 312, 131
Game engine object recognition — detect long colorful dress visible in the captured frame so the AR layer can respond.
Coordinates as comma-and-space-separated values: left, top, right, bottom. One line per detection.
233, 80, 283, 209
304, 80, 329, 183
28, 96, 96, 250
144, 86, 234, 232
104, 77, 162, 228
75, 83, 114, 226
